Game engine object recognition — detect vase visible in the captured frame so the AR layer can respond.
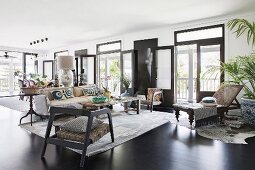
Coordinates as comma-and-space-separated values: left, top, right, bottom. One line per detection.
121, 90, 130, 98
103, 91, 111, 101
241, 98, 255, 127
59, 69, 73, 87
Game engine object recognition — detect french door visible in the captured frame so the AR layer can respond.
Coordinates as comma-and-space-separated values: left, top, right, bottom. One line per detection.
176, 41, 224, 102
196, 41, 224, 101
120, 50, 137, 95
151, 46, 175, 106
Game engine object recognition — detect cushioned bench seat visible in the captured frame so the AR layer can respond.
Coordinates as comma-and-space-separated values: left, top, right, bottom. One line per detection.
56, 123, 110, 143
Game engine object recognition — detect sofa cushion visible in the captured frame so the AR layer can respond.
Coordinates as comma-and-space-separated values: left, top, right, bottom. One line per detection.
73, 87, 84, 97
82, 86, 99, 96
63, 88, 74, 99
59, 116, 103, 133
51, 90, 67, 100
50, 96, 92, 106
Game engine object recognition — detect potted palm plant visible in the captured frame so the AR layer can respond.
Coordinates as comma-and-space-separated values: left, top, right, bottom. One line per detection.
209, 19, 255, 126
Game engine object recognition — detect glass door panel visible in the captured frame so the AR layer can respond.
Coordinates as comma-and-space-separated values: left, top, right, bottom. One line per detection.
0, 52, 23, 94
152, 46, 174, 106
99, 52, 121, 96
81, 56, 96, 84
197, 43, 223, 101
121, 50, 136, 95
155, 49, 172, 89
176, 45, 197, 102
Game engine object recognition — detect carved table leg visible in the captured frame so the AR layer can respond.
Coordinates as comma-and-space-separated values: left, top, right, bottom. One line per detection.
188, 110, 194, 126
175, 109, 180, 122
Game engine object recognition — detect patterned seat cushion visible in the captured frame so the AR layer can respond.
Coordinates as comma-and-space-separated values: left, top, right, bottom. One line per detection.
56, 123, 110, 143
59, 116, 103, 133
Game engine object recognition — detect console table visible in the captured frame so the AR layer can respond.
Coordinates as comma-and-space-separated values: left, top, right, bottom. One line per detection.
0, 93, 42, 125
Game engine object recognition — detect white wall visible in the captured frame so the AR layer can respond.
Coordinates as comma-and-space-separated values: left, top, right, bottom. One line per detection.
44, 11, 254, 62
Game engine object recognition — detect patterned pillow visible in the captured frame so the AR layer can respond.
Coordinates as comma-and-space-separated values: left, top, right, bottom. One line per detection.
63, 88, 74, 99
51, 90, 66, 100
82, 87, 99, 96
59, 116, 103, 133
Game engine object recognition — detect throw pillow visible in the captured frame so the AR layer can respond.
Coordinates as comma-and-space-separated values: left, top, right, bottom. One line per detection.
82, 87, 99, 96
51, 90, 66, 100
63, 88, 74, 99
59, 116, 103, 133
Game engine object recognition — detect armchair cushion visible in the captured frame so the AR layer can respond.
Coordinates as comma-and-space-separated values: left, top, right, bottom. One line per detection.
147, 88, 162, 102
56, 123, 109, 143
59, 116, 103, 133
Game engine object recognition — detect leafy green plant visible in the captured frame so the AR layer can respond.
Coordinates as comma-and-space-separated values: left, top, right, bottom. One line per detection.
120, 74, 131, 90
227, 19, 255, 47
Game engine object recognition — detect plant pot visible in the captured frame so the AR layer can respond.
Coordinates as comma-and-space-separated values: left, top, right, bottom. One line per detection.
241, 98, 255, 127
21, 87, 42, 94
121, 90, 130, 98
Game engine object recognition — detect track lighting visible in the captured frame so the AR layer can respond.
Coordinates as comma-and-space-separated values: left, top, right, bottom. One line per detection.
29, 38, 48, 46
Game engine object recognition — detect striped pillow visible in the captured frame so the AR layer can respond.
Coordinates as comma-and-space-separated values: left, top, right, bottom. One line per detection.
82, 87, 99, 96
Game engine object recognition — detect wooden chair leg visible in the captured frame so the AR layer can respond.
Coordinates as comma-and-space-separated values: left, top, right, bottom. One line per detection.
41, 112, 55, 158
175, 109, 180, 122
80, 116, 93, 168
107, 112, 114, 142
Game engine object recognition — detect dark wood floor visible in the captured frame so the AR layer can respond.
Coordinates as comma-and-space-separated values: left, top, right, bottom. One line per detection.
1, 105, 255, 170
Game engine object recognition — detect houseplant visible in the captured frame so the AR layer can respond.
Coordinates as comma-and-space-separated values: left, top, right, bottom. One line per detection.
207, 18, 255, 126
120, 74, 132, 98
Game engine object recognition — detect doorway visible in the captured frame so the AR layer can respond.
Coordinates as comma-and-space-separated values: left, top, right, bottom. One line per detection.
175, 24, 224, 102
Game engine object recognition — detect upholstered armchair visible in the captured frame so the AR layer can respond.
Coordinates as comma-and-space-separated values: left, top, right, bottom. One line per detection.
140, 88, 164, 112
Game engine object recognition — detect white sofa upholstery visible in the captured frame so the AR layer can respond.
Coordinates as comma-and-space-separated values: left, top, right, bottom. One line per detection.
34, 86, 94, 116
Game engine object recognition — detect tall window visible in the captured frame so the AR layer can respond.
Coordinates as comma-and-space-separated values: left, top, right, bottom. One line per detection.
97, 41, 121, 96
0, 52, 23, 93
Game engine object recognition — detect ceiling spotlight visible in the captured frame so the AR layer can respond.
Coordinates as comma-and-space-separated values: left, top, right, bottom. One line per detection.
33, 41, 36, 44
30, 42, 33, 45
37, 40, 40, 43
41, 39, 44, 42
45, 38, 48, 41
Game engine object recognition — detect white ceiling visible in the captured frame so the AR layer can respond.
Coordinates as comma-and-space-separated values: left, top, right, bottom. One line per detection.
0, 0, 255, 51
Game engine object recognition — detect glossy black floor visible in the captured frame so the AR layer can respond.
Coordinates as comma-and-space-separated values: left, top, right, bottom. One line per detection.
1, 105, 255, 170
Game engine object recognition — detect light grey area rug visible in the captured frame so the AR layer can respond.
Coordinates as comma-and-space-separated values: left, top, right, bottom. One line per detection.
0, 96, 29, 112
20, 107, 255, 158
20, 110, 172, 156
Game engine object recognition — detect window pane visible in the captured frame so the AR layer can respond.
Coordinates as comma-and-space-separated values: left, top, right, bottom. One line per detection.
99, 53, 121, 96
200, 45, 221, 91
82, 57, 95, 84
98, 42, 121, 52
26, 54, 36, 75
156, 49, 172, 89
177, 27, 223, 42
0, 52, 23, 93
176, 45, 197, 101
123, 53, 132, 88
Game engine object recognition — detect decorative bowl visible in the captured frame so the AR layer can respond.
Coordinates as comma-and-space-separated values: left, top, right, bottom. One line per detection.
92, 96, 107, 103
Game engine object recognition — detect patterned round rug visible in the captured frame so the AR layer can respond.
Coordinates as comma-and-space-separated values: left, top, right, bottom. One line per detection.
168, 112, 255, 144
